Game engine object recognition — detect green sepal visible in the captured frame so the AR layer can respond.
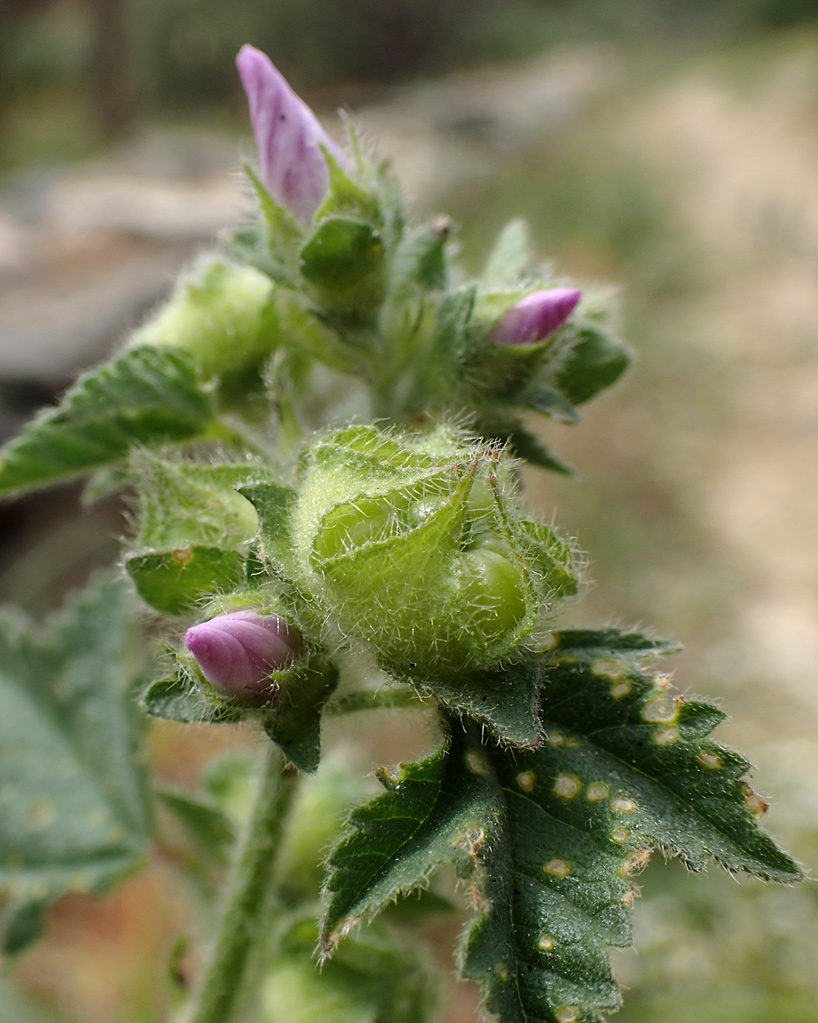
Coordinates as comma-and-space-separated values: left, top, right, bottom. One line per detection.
131, 453, 261, 551
389, 223, 449, 297
141, 669, 239, 725
300, 217, 387, 323
518, 520, 580, 599
239, 481, 299, 576
0, 347, 214, 498
505, 425, 573, 475
241, 164, 304, 283
155, 786, 236, 865
314, 148, 384, 227
481, 218, 533, 289
0, 576, 151, 955
259, 657, 339, 774
552, 325, 631, 406
513, 382, 580, 424
125, 546, 246, 616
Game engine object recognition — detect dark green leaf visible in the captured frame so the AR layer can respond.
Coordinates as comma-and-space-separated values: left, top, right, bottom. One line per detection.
125, 546, 246, 615
322, 634, 800, 1022
404, 655, 543, 749
0, 347, 214, 497
0, 576, 151, 954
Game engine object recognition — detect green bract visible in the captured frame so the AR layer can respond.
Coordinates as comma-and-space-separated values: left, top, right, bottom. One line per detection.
287, 424, 578, 676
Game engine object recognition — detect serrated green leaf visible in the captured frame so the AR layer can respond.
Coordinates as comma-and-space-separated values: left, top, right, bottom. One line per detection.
322, 634, 800, 1022
126, 546, 246, 615
0, 347, 214, 497
0, 576, 151, 954
404, 655, 543, 748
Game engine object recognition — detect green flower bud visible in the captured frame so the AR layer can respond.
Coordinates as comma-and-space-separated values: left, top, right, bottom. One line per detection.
289, 425, 578, 677
131, 255, 275, 378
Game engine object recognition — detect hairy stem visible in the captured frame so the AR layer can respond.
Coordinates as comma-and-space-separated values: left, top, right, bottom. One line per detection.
181, 746, 298, 1023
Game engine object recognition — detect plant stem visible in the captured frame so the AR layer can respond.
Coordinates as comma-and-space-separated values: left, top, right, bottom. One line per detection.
181, 746, 298, 1023
325, 686, 427, 716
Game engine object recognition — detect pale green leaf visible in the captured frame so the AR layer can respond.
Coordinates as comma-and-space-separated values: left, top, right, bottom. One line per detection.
0, 576, 151, 953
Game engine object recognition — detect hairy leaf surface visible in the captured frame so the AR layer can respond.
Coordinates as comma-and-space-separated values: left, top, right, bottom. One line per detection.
0, 577, 151, 953
0, 347, 214, 496
321, 630, 801, 1022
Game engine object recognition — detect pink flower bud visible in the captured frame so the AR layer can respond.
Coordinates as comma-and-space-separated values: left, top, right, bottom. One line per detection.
185, 611, 302, 700
489, 287, 582, 346
236, 44, 346, 223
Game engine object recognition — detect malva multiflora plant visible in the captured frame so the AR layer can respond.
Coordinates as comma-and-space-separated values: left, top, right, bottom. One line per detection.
0, 43, 802, 1023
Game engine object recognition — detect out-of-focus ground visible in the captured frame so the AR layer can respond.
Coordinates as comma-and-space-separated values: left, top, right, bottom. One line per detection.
2, 24, 818, 1023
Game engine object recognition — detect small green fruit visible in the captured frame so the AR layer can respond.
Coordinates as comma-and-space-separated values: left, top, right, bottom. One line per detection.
289, 425, 578, 677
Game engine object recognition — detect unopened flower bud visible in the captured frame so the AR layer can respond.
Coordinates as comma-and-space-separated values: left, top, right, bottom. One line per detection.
236, 44, 346, 223
489, 287, 581, 346
185, 611, 302, 700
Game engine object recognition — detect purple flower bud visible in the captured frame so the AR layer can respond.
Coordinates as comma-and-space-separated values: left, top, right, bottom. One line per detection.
489, 287, 582, 346
236, 44, 346, 223
185, 611, 302, 700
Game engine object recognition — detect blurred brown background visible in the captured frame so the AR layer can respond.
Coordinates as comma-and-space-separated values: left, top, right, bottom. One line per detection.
2, 1, 818, 1021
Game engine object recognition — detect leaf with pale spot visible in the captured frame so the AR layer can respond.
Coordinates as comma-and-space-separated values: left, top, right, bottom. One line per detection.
0, 576, 151, 954
320, 630, 801, 1023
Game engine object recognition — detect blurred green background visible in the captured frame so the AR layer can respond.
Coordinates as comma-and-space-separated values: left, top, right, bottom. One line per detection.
2, 2, 818, 1022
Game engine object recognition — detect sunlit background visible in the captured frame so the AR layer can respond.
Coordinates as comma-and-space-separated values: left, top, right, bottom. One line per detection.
2, 1, 818, 1021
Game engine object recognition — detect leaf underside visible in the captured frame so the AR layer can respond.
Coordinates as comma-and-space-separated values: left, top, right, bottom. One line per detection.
321, 629, 801, 1023
0, 576, 151, 953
